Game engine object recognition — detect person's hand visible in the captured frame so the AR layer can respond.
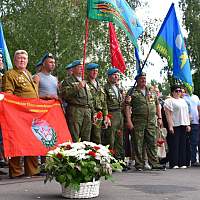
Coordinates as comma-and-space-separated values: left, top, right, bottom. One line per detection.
157, 118, 163, 128
33, 74, 40, 84
169, 126, 174, 134
104, 115, 111, 127
78, 81, 86, 89
93, 113, 97, 123
126, 120, 134, 130
186, 125, 191, 133
125, 95, 132, 103
41, 95, 58, 100
50, 95, 58, 100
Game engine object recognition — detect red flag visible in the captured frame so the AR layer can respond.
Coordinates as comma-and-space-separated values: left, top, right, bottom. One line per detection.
109, 22, 126, 73
0, 93, 72, 157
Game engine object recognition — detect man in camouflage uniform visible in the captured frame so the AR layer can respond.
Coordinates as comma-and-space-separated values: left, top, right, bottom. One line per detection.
3, 50, 39, 178
126, 72, 164, 171
86, 63, 110, 144
61, 60, 93, 142
104, 67, 124, 160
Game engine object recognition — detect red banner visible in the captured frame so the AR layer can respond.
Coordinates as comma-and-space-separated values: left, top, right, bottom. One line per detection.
0, 93, 72, 157
109, 22, 126, 74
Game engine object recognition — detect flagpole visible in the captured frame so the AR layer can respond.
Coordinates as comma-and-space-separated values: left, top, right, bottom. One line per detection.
141, 47, 153, 69
127, 39, 156, 96
82, 17, 89, 80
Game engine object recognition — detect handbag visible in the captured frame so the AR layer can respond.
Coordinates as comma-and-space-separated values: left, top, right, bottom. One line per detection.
157, 128, 167, 158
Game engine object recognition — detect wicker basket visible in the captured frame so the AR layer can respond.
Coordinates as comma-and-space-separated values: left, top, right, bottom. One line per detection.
61, 180, 100, 199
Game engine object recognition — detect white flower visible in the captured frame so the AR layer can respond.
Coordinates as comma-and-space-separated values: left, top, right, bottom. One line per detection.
71, 142, 85, 150
95, 153, 101, 161
58, 141, 72, 147
82, 141, 96, 147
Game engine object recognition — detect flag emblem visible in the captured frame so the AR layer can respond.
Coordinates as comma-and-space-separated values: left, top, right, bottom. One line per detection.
32, 119, 57, 148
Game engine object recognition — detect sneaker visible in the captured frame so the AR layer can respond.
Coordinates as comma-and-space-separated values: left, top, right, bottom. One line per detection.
0, 170, 7, 175
191, 162, 200, 167
135, 167, 143, 171
144, 162, 152, 170
122, 166, 129, 172
172, 166, 179, 169
0, 161, 8, 168
9, 174, 24, 179
180, 166, 187, 169
151, 165, 166, 171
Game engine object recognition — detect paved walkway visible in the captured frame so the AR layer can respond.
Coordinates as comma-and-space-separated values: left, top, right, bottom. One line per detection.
0, 167, 200, 200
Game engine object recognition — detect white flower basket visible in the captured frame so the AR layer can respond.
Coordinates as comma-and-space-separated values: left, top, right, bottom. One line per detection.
61, 180, 100, 199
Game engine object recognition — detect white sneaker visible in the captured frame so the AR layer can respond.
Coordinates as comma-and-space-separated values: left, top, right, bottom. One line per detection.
173, 166, 179, 169
144, 162, 151, 170
180, 166, 187, 169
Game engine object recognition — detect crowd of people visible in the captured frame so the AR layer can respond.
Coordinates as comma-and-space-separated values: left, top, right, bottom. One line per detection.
0, 49, 200, 179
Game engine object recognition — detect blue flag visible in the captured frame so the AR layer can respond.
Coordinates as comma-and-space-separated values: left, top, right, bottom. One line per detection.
134, 47, 142, 75
152, 3, 193, 92
87, 0, 143, 47
0, 22, 12, 70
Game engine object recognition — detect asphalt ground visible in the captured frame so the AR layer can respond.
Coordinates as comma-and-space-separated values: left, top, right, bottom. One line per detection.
0, 166, 200, 200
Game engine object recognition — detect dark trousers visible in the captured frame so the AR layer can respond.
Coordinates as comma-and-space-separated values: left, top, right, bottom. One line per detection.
190, 124, 200, 163
168, 126, 187, 168
124, 128, 132, 157
186, 133, 191, 166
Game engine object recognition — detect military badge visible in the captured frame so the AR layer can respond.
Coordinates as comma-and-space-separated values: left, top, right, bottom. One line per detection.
147, 91, 154, 103
31, 119, 57, 147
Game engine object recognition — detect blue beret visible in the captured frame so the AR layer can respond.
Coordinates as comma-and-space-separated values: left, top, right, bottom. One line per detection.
107, 67, 119, 76
35, 60, 43, 68
86, 63, 99, 70
135, 72, 146, 80
35, 52, 54, 67
65, 62, 73, 70
70, 60, 82, 68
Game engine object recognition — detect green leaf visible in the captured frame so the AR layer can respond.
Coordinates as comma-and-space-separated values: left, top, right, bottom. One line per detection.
56, 175, 66, 184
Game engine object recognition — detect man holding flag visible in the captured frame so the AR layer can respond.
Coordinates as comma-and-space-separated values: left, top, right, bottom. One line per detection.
3, 50, 39, 178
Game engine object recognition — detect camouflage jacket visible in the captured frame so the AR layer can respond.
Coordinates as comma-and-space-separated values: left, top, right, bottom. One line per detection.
104, 82, 124, 111
61, 75, 93, 110
87, 79, 108, 116
130, 86, 159, 120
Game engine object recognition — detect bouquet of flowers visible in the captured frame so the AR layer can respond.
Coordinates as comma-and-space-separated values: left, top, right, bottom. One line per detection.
44, 141, 123, 190
93, 111, 103, 128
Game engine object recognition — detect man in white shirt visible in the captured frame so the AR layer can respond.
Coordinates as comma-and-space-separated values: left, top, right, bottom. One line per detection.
183, 89, 200, 166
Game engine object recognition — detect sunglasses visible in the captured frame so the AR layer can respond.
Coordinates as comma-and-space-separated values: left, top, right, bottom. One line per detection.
174, 89, 182, 93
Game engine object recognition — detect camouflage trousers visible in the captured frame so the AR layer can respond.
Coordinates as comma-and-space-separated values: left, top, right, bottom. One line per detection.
131, 118, 159, 169
104, 111, 124, 160
90, 125, 101, 144
66, 105, 92, 142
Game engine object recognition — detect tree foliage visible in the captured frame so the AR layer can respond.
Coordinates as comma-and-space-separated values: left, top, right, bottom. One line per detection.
0, 0, 155, 82
180, 0, 200, 96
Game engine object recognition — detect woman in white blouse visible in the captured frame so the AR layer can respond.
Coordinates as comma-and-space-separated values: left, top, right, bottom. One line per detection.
164, 85, 191, 169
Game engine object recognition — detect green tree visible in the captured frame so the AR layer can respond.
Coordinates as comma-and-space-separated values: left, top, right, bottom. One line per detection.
0, 0, 154, 82
180, 0, 200, 96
